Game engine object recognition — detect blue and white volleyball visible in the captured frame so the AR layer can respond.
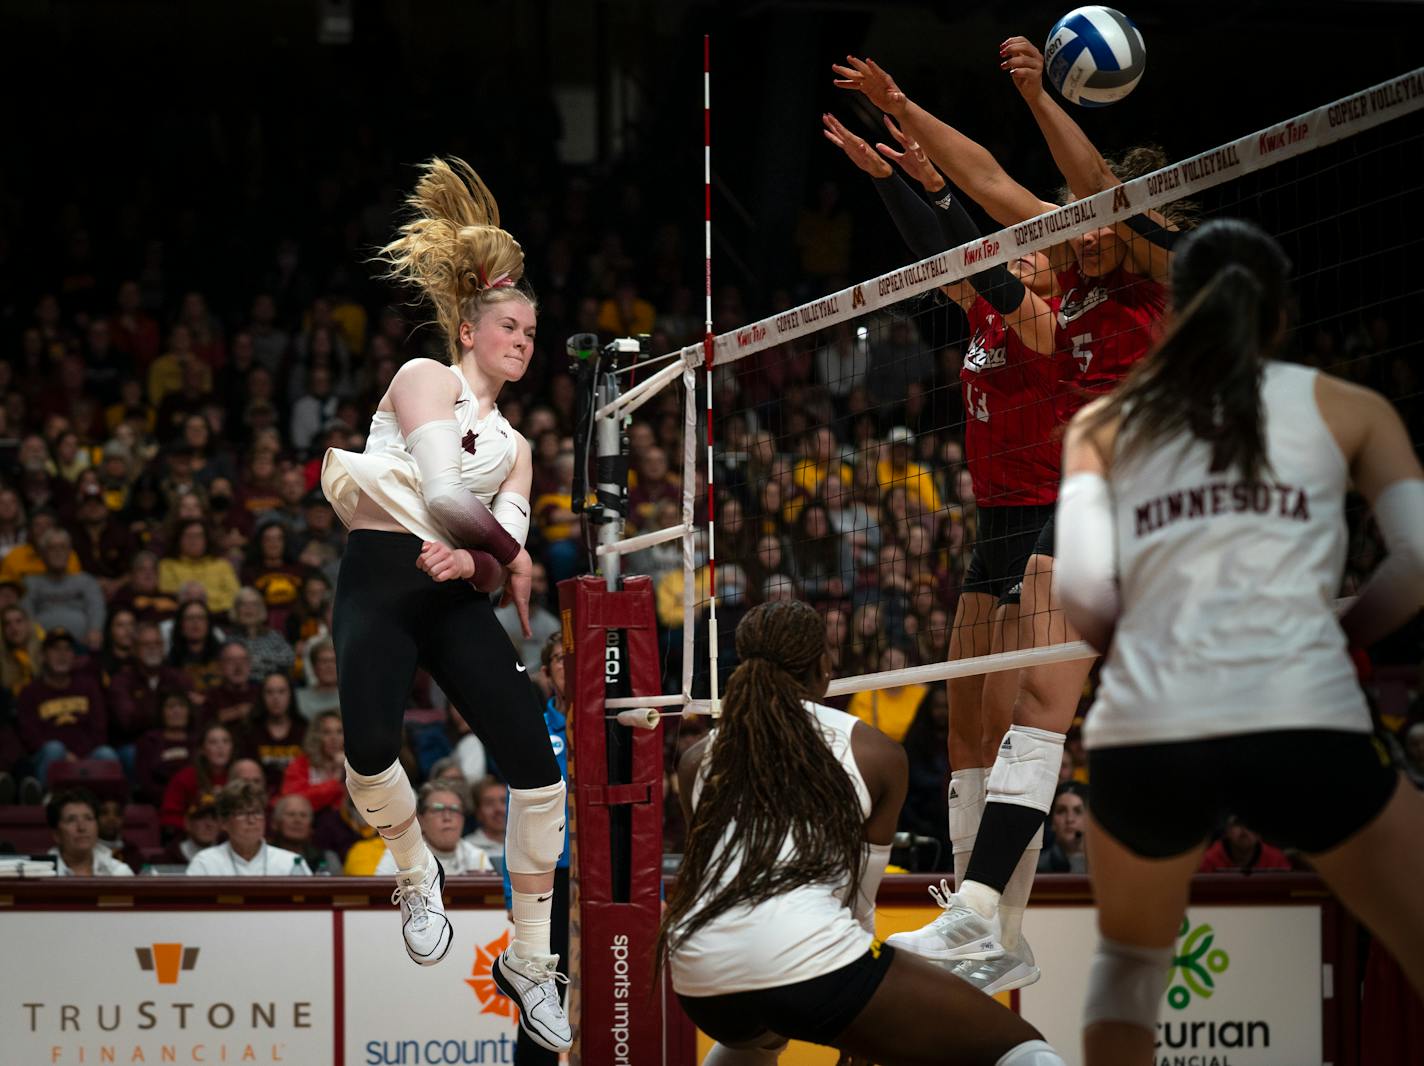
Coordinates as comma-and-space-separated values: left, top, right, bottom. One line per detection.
1044, 6, 1145, 107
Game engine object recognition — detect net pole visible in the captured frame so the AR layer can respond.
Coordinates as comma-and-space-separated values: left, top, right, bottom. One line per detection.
702, 33, 721, 717
680, 357, 697, 698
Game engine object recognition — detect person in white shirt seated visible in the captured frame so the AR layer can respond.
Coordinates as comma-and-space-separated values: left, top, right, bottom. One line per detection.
48, 788, 134, 877
187, 780, 312, 877
377, 782, 493, 876
463, 775, 507, 865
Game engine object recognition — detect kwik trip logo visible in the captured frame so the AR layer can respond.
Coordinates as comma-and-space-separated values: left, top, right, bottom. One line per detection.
136, 943, 201, 985
1156, 915, 1271, 1056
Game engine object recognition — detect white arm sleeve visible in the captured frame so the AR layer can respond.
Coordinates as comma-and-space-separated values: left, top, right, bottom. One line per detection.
404, 419, 465, 500
405, 419, 520, 563
1343, 479, 1424, 647
1054, 472, 1120, 652
852, 841, 892, 937
491, 492, 532, 548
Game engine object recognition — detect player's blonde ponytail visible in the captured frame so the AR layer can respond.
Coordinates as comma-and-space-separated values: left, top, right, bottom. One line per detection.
376, 157, 534, 363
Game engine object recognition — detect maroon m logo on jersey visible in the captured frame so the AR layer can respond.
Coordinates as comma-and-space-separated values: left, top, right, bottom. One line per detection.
461, 430, 478, 455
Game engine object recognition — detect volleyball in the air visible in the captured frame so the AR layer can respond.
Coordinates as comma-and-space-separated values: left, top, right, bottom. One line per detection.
1044, 6, 1145, 107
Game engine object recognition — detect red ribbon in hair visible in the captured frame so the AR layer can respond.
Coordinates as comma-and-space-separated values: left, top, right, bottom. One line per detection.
474, 268, 515, 291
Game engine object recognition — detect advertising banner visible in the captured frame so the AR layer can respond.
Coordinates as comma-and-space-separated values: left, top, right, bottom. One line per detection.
344, 909, 521, 1066
0, 911, 333, 1066
1019, 905, 1324, 1066
694, 902, 1326, 1065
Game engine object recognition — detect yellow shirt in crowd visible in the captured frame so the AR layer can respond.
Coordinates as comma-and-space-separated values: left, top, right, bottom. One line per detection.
876, 458, 943, 514
848, 683, 928, 744
158, 556, 240, 615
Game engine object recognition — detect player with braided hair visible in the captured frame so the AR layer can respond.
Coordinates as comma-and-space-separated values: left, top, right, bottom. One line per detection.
662, 600, 1065, 1066
321, 157, 570, 1051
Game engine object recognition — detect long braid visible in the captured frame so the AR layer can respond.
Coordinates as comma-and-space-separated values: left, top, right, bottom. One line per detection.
658, 600, 867, 964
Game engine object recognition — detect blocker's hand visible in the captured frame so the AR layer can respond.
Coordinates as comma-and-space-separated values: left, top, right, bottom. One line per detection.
832, 56, 909, 117
876, 114, 943, 192
1000, 36, 1046, 102
501, 547, 534, 639
822, 113, 892, 178
418, 541, 476, 583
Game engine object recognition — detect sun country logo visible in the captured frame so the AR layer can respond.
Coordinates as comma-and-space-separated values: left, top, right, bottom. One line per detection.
135, 943, 200, 985
466, 929, 516, 1018
1167, 916, 1230, 1009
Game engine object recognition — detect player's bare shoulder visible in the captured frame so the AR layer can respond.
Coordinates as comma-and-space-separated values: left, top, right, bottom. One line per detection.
380, 357, 460, 413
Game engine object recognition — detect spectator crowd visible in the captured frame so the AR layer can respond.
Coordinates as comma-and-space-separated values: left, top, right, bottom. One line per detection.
2, 113, 1419, 881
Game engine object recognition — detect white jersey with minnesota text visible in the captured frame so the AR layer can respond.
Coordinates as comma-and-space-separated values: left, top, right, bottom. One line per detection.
668, 701, 873, 997
321, 362, 519, 546
1085, 361, 1368, 749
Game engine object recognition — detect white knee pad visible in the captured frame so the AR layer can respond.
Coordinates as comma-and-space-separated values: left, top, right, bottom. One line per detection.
949, 767, 987, 855
987, 726, 1065, 814
995, 1039, 1067, 1065
1082, 937, 1173, 1031
345, 759, 417, 834
505, 780, 567, 875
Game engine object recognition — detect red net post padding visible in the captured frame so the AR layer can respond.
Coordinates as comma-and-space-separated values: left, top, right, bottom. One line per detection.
558, 575, 671, 1065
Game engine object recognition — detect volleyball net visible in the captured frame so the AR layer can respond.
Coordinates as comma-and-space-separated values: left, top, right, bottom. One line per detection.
593, 66, 1424, 720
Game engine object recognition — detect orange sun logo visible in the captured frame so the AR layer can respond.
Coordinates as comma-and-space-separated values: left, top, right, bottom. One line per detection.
466, 929, 515, 1018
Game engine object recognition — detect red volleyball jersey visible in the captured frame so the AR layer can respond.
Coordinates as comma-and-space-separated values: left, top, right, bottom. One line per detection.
960, 296, 1063, 507
1054, 261, 1167, 420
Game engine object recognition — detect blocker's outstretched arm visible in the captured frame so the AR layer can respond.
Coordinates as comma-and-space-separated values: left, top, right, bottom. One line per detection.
1001, 36, 1178, 282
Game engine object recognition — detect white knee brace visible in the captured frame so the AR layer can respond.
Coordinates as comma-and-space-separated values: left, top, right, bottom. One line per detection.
996, 1039, 1067, 1065
1082, 937, 1173, 1031
345, 759, 417, 834
505, 780, 567, 875
949, 767, 987, 855
987, 726, 1065, 814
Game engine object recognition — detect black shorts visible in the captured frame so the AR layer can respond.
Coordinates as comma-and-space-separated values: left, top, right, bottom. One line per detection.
962, 504, 1055, 605
677, 943, 894, 1048
1088, 729, 1399, 858
1032, 511, 1055, 559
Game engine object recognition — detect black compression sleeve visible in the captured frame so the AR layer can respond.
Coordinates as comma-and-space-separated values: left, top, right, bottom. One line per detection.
1121, 212, 1181, 250
928, 188, 1026, 316
872, 172, 951, 261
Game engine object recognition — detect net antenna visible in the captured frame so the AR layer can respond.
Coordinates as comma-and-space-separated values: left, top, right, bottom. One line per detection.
700, 33, 721, 718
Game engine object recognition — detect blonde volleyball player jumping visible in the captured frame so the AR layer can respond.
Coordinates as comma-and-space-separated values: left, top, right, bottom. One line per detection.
321, 158, 570, 1052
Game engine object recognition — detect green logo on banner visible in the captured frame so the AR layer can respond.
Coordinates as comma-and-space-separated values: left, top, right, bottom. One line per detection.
1167, 916, 1230, 1010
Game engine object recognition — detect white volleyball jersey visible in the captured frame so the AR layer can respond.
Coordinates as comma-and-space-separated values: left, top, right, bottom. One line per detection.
321, 362, 519, 546
1085, 361, 1368, 750
669, 702, 873, 997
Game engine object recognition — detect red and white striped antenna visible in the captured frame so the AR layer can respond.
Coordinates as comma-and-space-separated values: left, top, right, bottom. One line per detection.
702, 33, 720, 717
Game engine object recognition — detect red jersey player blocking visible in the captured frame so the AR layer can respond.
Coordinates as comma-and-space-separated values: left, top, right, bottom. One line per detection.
823, 109, 1063, 980
834, 44, 1185, 993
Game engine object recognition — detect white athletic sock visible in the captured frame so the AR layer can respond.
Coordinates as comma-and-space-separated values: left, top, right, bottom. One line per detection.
510, 889, 553, 960
999, 824, 1045, 951
959, 879, 1001, 921
949, 767, 987, 888
385, 825, 432, 877
702, 1043, 782, 1065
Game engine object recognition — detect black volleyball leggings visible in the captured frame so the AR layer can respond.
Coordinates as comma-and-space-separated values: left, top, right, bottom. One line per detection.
332, 530, 560, 790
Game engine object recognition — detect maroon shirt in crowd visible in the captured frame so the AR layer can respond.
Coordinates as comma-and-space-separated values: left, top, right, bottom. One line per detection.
108, 663, 193, 747
250, 715, 307, 794
16, 673, 109, 757
133, 728, 194, 806
199, 681, 261, 739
